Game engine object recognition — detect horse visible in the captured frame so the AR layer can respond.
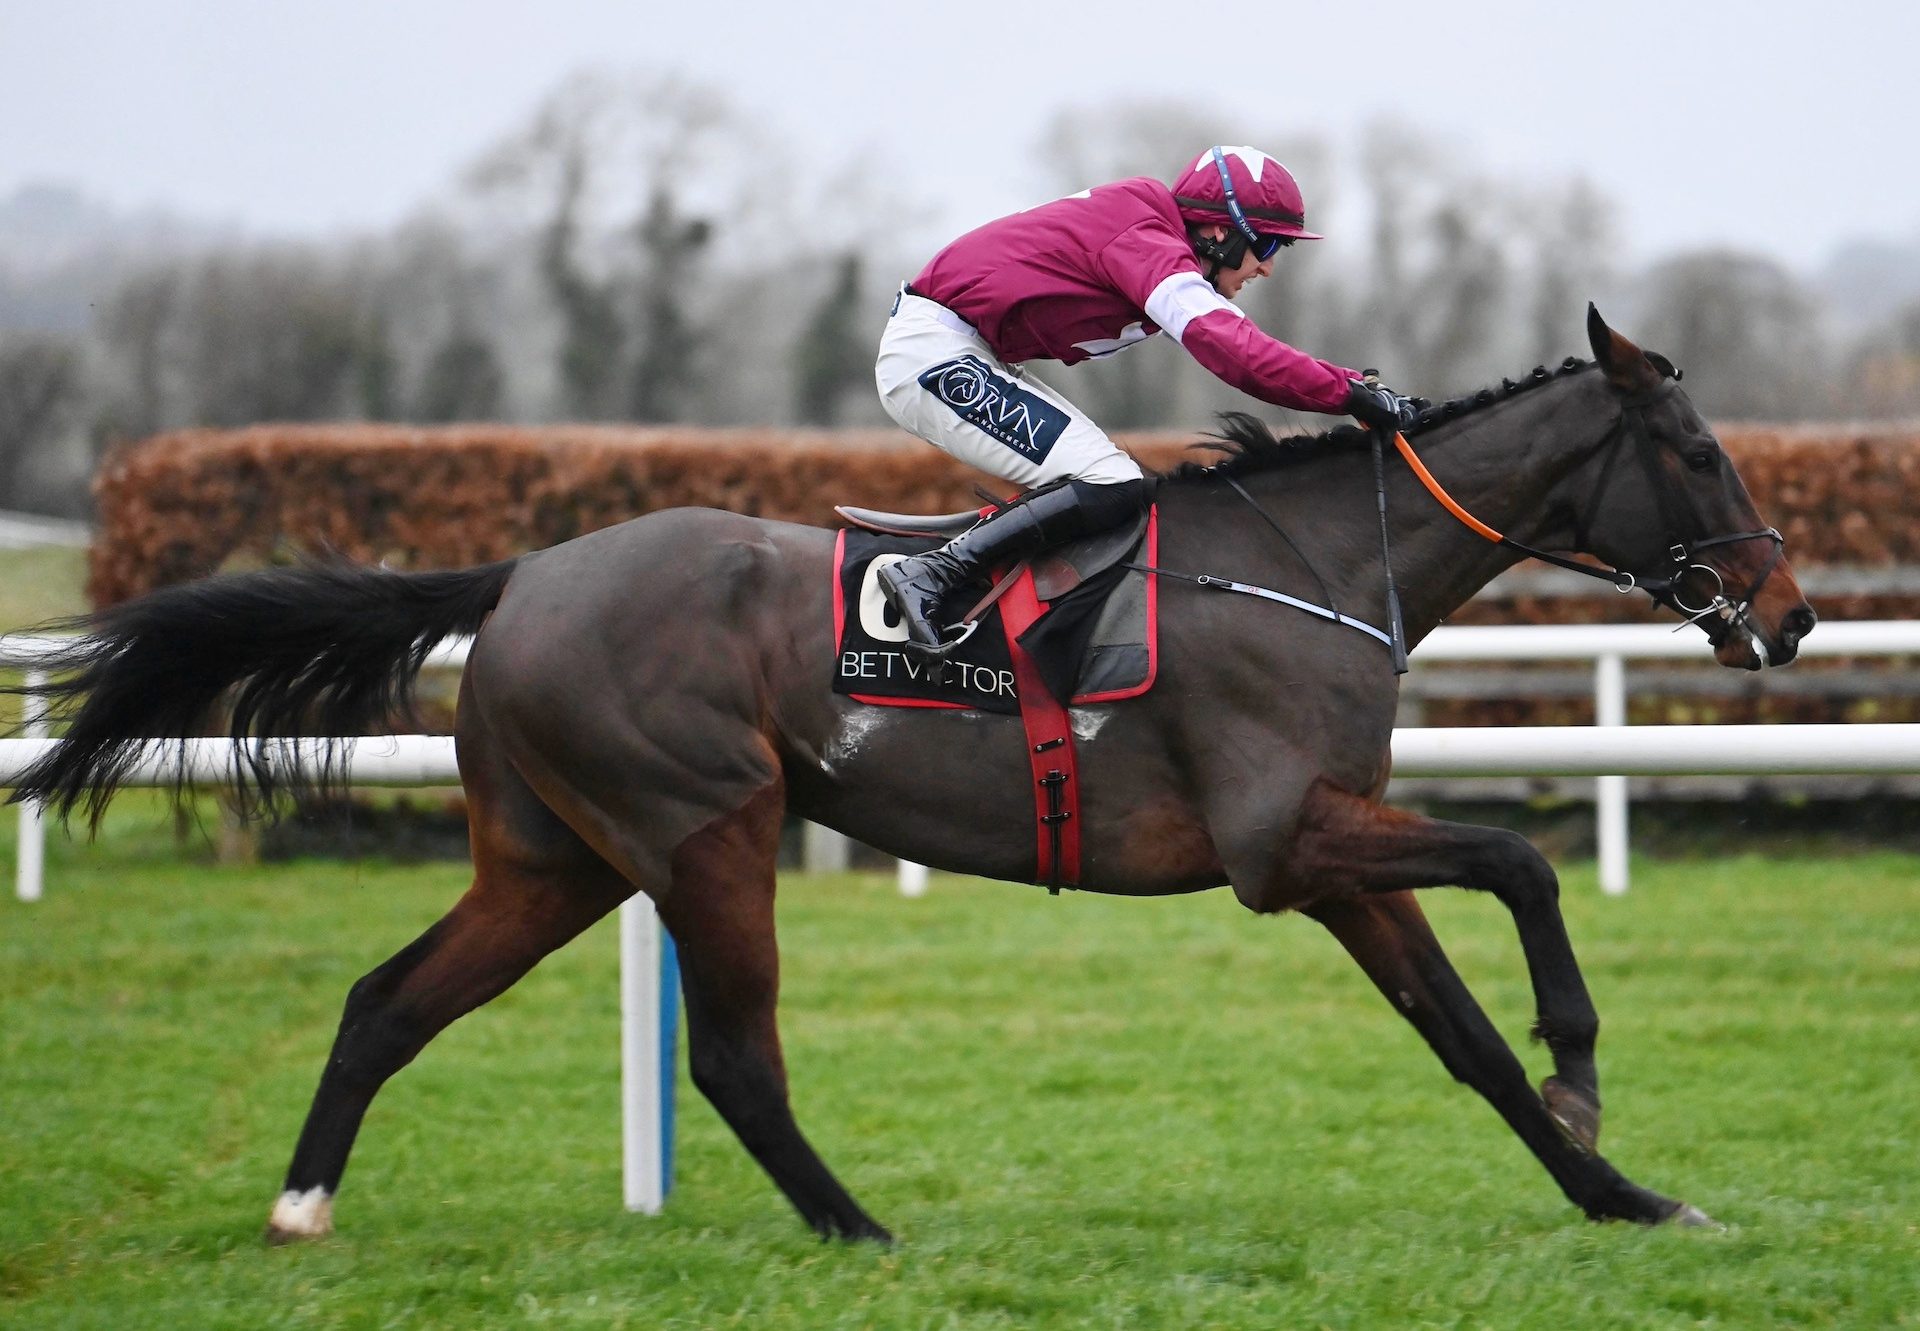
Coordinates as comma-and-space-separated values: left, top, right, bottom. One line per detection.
12, 307, 1815, 1243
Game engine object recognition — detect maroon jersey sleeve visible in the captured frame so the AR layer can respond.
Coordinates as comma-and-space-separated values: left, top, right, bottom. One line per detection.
1096, 218, 1356, 414
1181, 309, 1357, 413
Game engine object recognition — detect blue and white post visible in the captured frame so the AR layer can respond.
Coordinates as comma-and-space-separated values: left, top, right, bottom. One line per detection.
619, 896, 680, 1213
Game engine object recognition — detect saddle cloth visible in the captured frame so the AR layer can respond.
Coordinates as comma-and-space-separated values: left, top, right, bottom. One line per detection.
830, 508, 1159, 712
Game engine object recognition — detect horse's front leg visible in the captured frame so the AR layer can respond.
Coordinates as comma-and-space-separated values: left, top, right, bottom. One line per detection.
1228, 781, 1711, 1224
1302, 890, 1710, 1225
1258, 782, 1607, 1152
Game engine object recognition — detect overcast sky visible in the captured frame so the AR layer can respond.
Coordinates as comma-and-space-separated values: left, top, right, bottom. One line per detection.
2, 0, 1915, 274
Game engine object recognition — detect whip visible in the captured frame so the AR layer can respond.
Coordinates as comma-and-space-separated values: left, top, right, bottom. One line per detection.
1370, 425, 1409, 674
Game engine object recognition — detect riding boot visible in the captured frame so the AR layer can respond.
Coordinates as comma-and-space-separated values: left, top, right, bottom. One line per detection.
877, 478, 1145, 656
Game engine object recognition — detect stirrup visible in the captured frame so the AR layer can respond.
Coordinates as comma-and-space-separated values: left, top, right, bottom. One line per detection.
941, 618, 983, 650
904, 617, 981, 661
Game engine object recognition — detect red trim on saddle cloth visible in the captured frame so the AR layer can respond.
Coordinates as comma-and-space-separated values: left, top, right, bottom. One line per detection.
848, 694, 964, 709
996, 574, 1081, 888
832, 527, 845, 623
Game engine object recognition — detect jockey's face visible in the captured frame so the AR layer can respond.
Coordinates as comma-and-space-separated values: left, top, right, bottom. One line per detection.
1197, 224, 1274, 299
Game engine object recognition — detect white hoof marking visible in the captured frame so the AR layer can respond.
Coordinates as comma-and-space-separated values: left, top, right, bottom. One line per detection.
268, 1186, 334, 1237
1666, 1202, 1723, 1230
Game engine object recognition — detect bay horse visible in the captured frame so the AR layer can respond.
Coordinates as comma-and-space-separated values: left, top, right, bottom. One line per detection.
14, 308, 1815, 1242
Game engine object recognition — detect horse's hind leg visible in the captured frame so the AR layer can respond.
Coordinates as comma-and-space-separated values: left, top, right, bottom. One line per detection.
657, 778, 890, 1243
266, 715, 631, 1242
659, 780, 891, 1241
1305, 891, 1711, 1226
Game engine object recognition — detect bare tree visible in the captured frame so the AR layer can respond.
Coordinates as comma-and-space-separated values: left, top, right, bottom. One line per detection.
463, 69, 735, 232
98, 266, 182, 439
416, 333, 504, 422
1524, 177, 1616, 367
354, 311, 399, 421
1036, 100, 1227, 192
792, 253, 869, 426
0, 335, 80, 488
540, 147, 626, 418
0, 334, 82, 505
1636, 250, 1832, 419
182, 250, 370, 426
1352, 122, 1521, 396
1844, 298, 1920, 419
628, 187, 712, 422
464, 68, 747, 420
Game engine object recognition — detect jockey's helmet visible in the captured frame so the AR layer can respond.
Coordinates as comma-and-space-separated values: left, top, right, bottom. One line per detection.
1171, 146, 1323, 263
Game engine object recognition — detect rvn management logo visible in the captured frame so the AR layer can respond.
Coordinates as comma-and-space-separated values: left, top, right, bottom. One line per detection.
917, 355, 1069, 461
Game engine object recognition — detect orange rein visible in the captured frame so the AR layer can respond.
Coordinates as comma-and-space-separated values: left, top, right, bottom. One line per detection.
1390, 431, 1505, 544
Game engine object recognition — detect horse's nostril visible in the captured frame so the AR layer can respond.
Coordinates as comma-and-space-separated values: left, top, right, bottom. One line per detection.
1781, 607, 1817, 645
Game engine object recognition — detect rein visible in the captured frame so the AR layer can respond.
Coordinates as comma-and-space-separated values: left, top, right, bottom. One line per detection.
1133, 384, 1786, 664
1391, 394, 1785, 640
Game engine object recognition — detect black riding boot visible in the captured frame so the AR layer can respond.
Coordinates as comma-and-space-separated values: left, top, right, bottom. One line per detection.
877, 478, 1145, 656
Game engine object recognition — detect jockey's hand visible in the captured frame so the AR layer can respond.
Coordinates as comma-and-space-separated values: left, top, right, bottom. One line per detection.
1345, 377, 1420, 433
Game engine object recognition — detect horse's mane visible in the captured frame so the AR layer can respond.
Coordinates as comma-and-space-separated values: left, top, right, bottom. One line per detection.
1165, 356, 1595, 482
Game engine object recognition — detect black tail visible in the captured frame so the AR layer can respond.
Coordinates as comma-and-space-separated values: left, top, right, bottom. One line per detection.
8, 557, 519, 826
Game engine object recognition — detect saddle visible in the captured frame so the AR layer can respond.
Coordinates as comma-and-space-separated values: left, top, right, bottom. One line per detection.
830, 500, 1159, 893
833, 502, 1149, 602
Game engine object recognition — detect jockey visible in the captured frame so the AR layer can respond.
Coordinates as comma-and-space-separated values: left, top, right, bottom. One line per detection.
874, 145, 1419, 656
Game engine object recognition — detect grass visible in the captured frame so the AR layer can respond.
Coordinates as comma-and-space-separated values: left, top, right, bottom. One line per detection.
0, 545, 86, 633
2, 802, 1916, 1329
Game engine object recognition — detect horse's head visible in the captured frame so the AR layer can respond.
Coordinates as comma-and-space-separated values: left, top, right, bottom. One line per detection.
1575, 305, 1816, 668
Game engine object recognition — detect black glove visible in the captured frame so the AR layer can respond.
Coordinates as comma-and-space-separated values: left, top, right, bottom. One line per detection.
1344, 377, 1420, 432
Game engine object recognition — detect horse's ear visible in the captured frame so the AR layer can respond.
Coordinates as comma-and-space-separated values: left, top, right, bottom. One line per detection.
1586, 302, 1663, 393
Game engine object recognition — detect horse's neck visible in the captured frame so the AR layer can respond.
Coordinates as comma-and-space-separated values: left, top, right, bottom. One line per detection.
1213, 375, 1612, 648
1385, 377, 1614, 644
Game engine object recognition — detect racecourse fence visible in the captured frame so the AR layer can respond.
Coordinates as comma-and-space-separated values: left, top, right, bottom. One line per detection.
10, 621, 1920, 901
8, 624, 1920, 1212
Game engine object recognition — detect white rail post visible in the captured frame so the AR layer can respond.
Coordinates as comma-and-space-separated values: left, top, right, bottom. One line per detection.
897, 860, 929, 898
801, 822, 850, 873
619, 895, 678, 1214
15, 667, 46, 903
1594, 652, 1630, 896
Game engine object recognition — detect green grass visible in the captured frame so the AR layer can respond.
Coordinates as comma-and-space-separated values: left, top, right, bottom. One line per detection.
2, 810, 1916, 1329
0, 545, 86, 633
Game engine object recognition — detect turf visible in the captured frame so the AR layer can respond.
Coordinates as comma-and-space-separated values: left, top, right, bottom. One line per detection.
0, 545, 86, 634
2, 808, 1916, 1329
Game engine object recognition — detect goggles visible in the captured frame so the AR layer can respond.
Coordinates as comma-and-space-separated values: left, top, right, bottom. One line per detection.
1208, 147, 1293, 263
1249, 232, 1293, 262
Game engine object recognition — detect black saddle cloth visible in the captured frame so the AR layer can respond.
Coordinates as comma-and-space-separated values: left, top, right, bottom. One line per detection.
832, 518, 1154, 711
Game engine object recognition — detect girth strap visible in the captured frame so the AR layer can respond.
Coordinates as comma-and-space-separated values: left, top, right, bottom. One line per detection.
997, 574, 1080, 890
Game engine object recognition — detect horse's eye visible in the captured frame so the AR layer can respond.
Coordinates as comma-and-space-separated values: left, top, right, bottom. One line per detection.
1685, 450, 1719, 473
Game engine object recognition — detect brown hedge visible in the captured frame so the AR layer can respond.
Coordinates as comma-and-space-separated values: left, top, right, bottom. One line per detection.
90, 422, 1920, 610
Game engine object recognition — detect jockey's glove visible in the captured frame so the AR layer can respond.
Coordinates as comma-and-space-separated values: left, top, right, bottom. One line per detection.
1345, 377, 1421, 432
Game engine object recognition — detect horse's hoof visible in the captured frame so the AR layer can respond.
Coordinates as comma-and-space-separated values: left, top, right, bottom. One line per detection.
1541, 1076, 1601, 1156
814, 1212, 893, 1244
839, 1218, 893, 1245
1661, 1202, 1723, 1230
264, 1223, 322, 1246
264, 1187, 334, 1244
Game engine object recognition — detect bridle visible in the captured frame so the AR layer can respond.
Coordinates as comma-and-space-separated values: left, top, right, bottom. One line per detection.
1391, 384, 1785, 643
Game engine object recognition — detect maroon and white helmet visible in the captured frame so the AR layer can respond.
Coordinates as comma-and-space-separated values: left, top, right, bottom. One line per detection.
1171, 146, 1323, 247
